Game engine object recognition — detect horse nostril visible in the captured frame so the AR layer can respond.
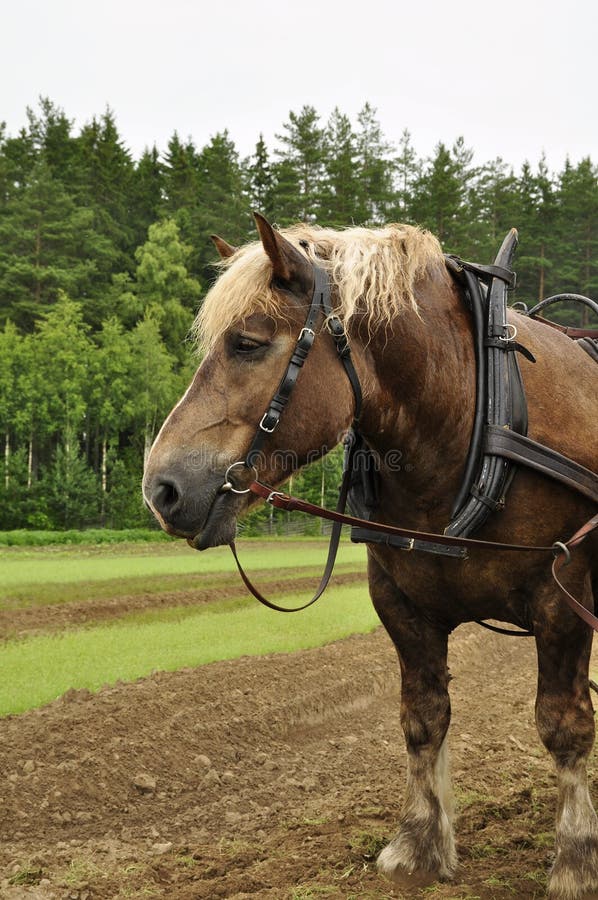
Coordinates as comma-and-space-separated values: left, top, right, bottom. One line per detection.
151, 479, 181, 518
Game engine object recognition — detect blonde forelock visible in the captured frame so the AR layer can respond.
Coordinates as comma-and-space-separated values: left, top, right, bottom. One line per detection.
193, 223, 446, 351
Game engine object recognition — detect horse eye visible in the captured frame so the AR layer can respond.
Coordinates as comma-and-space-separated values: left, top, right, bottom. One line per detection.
235, 336, 265, 354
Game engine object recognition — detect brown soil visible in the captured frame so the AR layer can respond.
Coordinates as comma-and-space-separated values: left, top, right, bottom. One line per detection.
1, 592, 596, 899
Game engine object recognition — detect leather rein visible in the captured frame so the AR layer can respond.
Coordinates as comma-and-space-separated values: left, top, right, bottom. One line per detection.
224, 258, 598, 631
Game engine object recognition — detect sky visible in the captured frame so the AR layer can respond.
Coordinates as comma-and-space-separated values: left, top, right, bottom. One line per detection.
2, 0, 597, 173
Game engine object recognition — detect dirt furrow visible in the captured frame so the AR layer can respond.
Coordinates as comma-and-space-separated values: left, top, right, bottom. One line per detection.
1, 620, 585, 898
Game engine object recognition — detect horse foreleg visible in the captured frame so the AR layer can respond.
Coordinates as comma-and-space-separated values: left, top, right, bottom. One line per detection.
368, 555, 457, 886
534, 575, 598, 900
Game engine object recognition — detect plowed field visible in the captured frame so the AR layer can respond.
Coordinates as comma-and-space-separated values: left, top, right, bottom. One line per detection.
1, 554, 596, 899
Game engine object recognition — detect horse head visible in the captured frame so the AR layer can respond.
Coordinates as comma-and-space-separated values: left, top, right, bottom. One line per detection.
142, 213, 357, 549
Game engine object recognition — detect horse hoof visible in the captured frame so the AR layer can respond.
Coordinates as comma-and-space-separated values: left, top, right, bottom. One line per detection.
548, 841, 598, 900
377, 839, 454, 888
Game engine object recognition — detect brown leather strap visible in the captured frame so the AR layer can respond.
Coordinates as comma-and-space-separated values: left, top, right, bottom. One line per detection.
484, 426, 598, 504
249, 482, 555, 553
532, 315, 598, 340
241, 483, 597, 631
230, 532, 342, 612
552, 514, 598, 630
229, 432, 358, 612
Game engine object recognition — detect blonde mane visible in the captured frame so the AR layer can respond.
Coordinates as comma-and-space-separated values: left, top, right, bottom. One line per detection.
194, 223, 447, 351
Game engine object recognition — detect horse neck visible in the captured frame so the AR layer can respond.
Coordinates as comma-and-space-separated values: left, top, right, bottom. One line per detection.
357, 273, 476, 521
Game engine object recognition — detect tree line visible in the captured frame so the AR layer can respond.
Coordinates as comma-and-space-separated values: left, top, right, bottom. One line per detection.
0, 98, 596, 531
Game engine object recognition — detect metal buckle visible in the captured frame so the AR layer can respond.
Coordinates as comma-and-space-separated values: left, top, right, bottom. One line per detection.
266, 491, 285, 504
299, 327, 315, 341
259, 413, 278, 433
402, 538, 415, 551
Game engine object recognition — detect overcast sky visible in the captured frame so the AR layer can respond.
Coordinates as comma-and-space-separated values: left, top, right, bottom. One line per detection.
2, 0, 596, 173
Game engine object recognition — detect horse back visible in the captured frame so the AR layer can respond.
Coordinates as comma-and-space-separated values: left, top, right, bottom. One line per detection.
511, 309, 598, 476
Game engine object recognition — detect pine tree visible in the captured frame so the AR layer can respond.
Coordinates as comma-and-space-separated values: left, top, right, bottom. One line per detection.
247, 134, 275, 218
468, 158, 521, 260
74, 109, 136, 269
320, 108, 361, 227
25, 97, 78, 186
0, 124, 37, 201
43, 442, 100, 529
0, 161, 113, 328
393, 129, 420, 222
516, 158, 559, 303
556, 157, 598, 321
131, 145, 165, 247
269, 158, 302, 226
162, 132, 200, 214
411, 138, 475, 252
275, 106, 326, 221
194, 131, 251, 280
354, 103, 395, 225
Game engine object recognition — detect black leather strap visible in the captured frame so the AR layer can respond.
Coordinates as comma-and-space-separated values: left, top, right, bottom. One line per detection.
485, 426, 598, 504
246, 265, 329, 468
446, 229, 527, 537
445, 254, 516, 287
350, 526, 467, 558
528, 293, 598, 321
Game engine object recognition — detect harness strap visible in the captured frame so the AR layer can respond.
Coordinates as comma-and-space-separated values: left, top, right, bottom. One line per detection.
237, 481, 598, 628
533, 316, 598, 340
485, 426, 598, 504
250, 481, 556, 552
552, 514, 598, 629
445, 255, 516, 287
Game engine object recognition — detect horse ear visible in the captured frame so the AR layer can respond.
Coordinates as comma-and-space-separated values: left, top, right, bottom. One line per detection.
253, 212, 311, 289
210, 235, 237, 259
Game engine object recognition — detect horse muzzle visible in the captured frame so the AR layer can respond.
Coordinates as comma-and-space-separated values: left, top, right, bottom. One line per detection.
143, 461, 242, 549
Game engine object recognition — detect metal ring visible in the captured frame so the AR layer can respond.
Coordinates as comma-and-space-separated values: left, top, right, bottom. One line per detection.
552, 541, 572, 565
223, 460, 258, 494
500, 323, 518, 341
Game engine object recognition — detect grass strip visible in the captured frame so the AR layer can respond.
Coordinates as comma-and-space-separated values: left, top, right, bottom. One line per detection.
0, 562, 363, 611
0, 542, 366, 590
0, 583, 377, 717
0, 528, 172, 547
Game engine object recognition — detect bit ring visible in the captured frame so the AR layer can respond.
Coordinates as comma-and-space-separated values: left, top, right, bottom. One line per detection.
223, 461, 258, 494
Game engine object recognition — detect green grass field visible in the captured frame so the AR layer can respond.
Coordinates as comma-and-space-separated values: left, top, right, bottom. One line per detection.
0, 540, 366, 589
0, 537, 373, 716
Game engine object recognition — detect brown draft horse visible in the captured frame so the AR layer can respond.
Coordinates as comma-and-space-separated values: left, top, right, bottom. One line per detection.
143, 213, 598, 898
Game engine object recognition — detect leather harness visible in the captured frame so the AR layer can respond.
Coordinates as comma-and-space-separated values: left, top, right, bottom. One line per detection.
224, 234, 598, 632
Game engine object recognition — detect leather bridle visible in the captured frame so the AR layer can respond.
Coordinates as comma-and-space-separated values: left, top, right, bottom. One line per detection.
223, 261, 364, 613
223, 257, 598, 630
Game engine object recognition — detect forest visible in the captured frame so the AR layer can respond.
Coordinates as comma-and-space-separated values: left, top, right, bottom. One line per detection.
0, 98, 596, 531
